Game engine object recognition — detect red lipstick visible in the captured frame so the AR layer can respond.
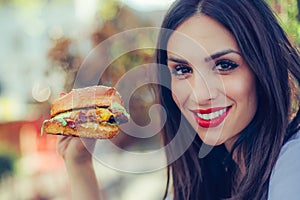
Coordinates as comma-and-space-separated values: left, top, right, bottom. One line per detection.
192, 106, 231, 128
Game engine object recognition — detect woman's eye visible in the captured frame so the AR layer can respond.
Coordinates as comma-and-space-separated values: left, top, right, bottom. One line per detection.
171, 65, 193, 78
213, 60, 239, 72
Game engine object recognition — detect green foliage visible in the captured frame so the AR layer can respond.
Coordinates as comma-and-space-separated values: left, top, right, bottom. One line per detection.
97, 0, 121, 21
267, 0, 300, 46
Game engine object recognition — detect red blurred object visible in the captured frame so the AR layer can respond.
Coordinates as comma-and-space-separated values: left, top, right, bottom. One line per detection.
0, 116, 64, 172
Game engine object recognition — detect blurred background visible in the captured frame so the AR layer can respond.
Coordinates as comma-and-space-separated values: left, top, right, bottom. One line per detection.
0, 0, 299, 199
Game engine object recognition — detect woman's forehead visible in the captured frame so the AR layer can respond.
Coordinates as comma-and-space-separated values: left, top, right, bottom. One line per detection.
167, 15, 239, 56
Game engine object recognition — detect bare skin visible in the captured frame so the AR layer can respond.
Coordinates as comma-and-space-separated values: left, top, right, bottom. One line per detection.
57, 136, 101, 200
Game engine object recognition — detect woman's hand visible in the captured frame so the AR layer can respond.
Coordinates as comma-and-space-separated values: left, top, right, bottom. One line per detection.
57, 136, 95, 165
55, 92, 102, 200
57, 92, 95, 165
57, 136, 101, 200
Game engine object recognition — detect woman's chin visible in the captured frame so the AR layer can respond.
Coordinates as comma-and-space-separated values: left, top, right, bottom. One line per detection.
202, 140, 223, 146
198, 133, 224, 147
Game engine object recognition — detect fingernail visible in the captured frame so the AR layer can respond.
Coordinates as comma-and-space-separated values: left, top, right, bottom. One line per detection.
60, 92, 66, 97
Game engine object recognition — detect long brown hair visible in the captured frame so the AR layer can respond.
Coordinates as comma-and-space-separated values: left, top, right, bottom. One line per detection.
156, 0, 300, 199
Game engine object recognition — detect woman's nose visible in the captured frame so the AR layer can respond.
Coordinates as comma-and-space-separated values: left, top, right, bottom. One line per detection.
190, 70, 220, 104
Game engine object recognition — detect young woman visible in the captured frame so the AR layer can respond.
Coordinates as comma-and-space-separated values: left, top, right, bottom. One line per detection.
58, 0, 300, 199
156, 0, 300, 199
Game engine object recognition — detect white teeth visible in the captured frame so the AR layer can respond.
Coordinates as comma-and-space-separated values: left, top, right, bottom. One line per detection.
202, 114, 209, 120
196, 108, 227, 120
212, 112, 218, 118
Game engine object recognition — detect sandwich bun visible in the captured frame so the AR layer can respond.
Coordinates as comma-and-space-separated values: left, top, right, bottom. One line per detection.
41, 85, 129, 139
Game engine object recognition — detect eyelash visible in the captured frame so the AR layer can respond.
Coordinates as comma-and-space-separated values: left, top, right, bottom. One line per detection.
170, 59, 239, 79
171, 65, 193, 79
213, 59, 239, 72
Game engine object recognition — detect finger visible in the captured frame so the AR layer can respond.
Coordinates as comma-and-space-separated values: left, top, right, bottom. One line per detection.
60, 92, 66, 97
82, 138, 96, 151
57, 135, 71, 144
57, 135, 72, 151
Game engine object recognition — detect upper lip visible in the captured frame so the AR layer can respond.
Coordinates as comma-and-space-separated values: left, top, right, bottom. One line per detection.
191, 106, 231, 114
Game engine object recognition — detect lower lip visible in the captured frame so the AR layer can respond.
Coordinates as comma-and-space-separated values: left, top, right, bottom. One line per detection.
193, 107, 231, 128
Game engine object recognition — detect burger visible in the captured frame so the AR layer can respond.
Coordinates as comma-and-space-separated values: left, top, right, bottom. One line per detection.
41, 85, 130, 139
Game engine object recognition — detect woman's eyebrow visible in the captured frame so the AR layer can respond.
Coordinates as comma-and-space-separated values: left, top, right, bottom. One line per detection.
167, 57, 189, 64
167, 49, 240, 64
204, 49, 240, 62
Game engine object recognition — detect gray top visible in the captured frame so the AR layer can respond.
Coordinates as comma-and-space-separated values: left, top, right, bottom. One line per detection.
268, 130, 300, 200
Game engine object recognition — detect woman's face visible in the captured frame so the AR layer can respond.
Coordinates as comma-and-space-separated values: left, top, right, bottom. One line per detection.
167, 15, 257, 150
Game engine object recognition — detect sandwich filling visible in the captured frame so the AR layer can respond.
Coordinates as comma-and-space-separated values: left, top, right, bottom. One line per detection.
50, 102, 129, 129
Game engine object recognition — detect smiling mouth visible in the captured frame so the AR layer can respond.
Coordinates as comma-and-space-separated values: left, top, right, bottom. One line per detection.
192, 106, 232, 128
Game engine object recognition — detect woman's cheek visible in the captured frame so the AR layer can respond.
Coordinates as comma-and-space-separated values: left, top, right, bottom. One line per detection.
171, 80, 191, 107
223, 74, 257, 113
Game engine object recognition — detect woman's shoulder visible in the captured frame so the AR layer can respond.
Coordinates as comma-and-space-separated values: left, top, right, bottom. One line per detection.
268, 130, 300, 200
279, 130, 300, 155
